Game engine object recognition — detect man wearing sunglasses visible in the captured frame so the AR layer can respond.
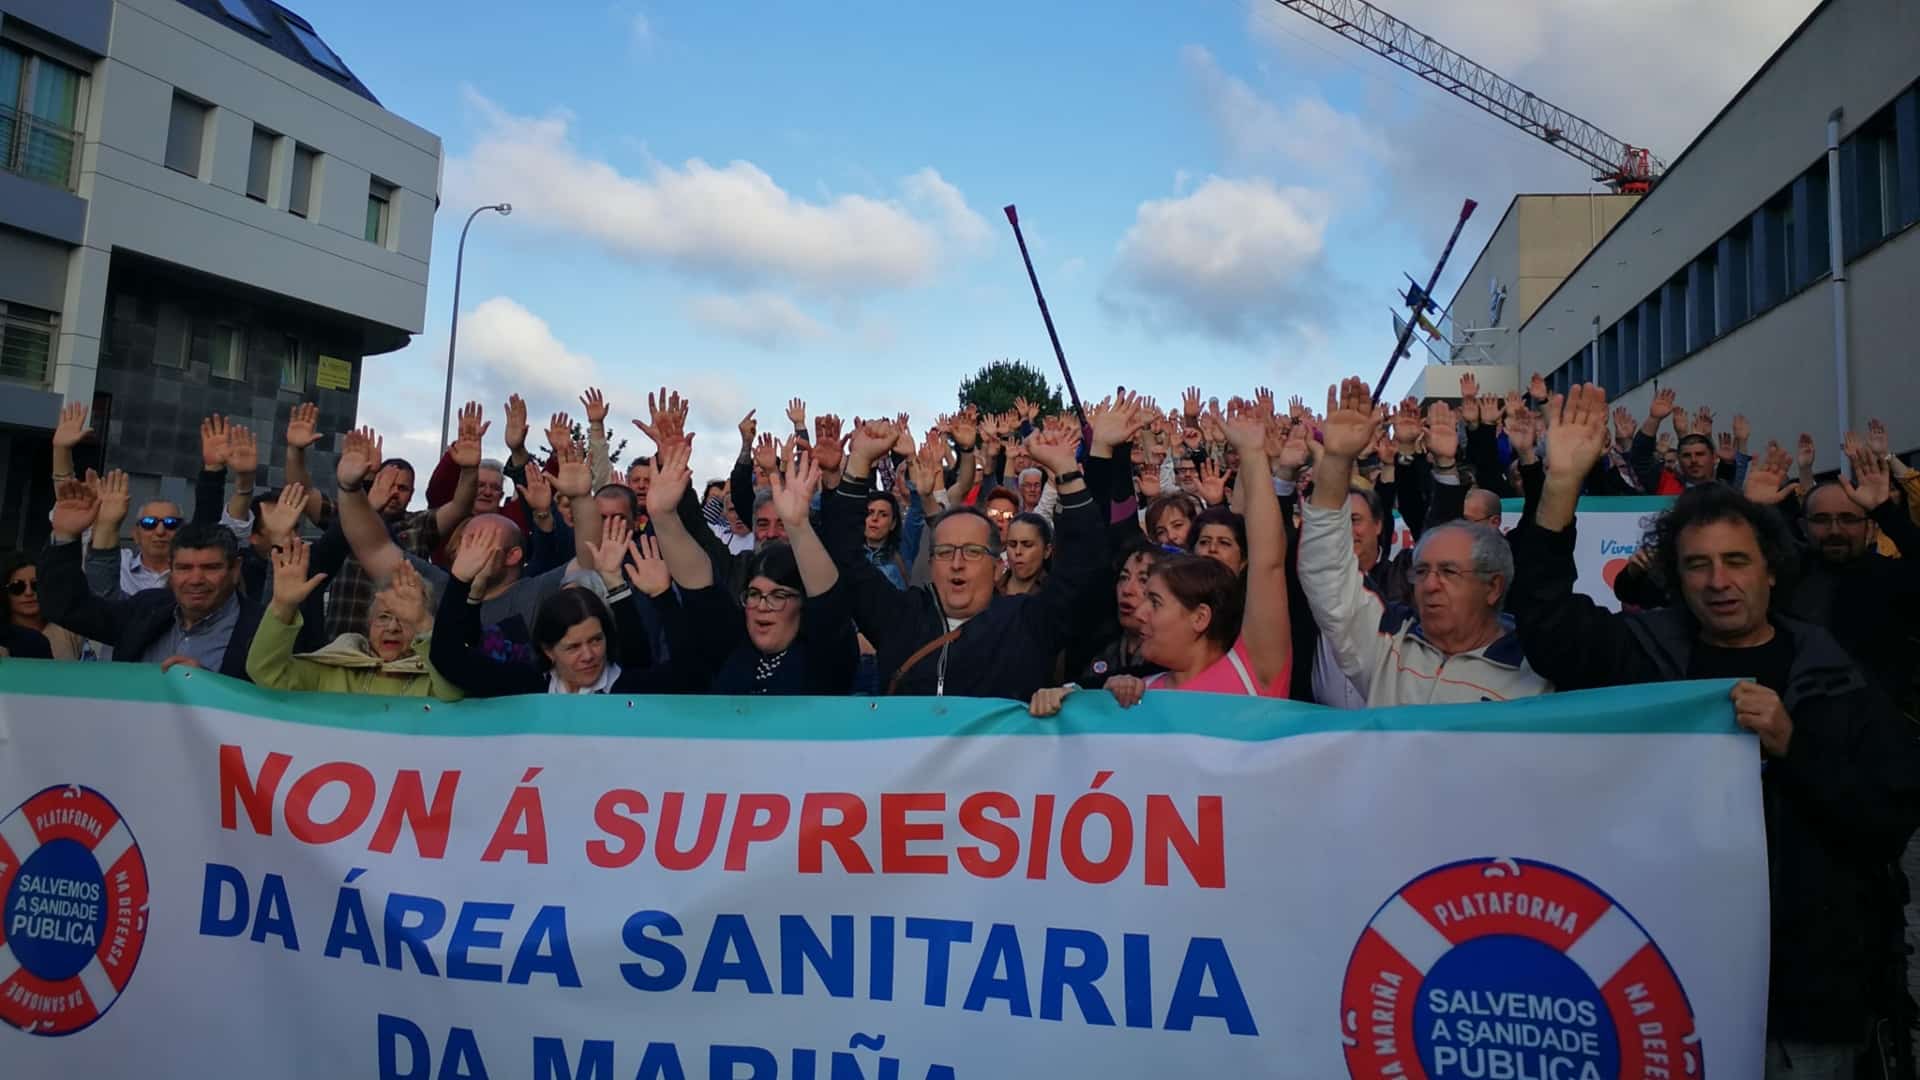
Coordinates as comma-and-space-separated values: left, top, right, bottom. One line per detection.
39, 479, 263, 680
87, 500, 184, 597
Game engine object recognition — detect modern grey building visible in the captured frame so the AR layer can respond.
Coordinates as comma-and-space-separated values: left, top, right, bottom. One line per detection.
0, 0, 440, 548
1415, 0, 1918, 459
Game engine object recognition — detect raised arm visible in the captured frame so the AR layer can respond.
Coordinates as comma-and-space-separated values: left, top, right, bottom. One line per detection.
51, 401, 89, 485
38, 476, 131, 645
433, 402, 487, 538
1301, 380, 1395, 692
334, 426, 407, 582
644, 435, 716, 590
282, 402, 327, 524
1223, 399, 1291, 688
223, 421, 260, 534
769, 439, 837, 597
192, 414, 231, 529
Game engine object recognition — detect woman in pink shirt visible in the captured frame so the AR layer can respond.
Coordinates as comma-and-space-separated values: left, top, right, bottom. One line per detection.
1028, 399, 1291, 715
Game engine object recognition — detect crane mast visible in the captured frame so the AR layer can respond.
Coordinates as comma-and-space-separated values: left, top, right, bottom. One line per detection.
1269, 0, 1663, 192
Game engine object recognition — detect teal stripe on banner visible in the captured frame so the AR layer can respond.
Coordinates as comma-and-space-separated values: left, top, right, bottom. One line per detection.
0, 659, 1741, 741
1497, 495, 1677, 515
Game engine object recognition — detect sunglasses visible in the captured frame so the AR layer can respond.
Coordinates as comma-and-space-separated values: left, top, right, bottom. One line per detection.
138, 516, 184, 530
6, 579, 35, 596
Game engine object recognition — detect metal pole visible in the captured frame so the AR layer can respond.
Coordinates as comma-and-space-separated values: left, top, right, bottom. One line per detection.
1825, 110, 1850, 447
440, 204, 510, 451
1003, 204, 1087, 425
1376, 198, 1477, 401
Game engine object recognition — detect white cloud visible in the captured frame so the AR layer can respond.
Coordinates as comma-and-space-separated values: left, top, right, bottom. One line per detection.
1182, 45, 1389, 183
685, 292, 830, 349
1103, 176, 1331, 343
459, 297, 598, 402
444, 93, 988, 295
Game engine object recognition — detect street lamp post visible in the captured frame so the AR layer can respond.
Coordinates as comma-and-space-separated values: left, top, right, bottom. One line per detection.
440, 203, 512, 451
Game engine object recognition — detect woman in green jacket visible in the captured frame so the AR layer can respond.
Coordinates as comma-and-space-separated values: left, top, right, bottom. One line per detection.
246, 540, 462, 700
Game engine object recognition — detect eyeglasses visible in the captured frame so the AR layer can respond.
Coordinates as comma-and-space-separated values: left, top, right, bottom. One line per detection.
6, 579, 35, 596
138, 516, 183, 531
931, 543, 994, 563
1411, 563, 1480, 584
1807, 513, 1869, 528
742, 587, 803, 611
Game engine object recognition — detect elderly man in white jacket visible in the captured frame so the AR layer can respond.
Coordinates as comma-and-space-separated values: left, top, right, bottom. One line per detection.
1300, 378, 1551, 706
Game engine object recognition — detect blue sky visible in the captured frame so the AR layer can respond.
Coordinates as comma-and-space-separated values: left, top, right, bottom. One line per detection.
309, 0, 1814, 482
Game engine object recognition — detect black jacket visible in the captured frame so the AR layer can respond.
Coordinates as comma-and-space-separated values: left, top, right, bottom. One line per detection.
1778, 495, 1920, 717
36, 539, 263, 682
824, 472, 1106, 701
1509, 519, 1920, 1041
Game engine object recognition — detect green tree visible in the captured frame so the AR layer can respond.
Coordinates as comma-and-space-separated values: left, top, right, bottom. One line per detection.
957, 359, 1064, 417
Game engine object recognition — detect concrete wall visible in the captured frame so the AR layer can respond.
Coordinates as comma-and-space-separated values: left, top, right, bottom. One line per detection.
1519, 0, 1920, 452
47, 0, 441, 401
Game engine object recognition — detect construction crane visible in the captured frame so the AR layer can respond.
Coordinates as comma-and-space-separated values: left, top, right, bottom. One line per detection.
1269, 0, 1663, 193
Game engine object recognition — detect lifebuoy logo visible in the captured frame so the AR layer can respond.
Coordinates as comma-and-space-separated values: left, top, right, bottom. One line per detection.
0, 784, 149, 1036
1340, 857, 1698, 1079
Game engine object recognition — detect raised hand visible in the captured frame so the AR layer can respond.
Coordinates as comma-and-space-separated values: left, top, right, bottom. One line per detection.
1839, 439, 1892, 510
450, 522, 502, 584
201, 414, 231, 470
1459, 372, 1480, 401
336, 426, 382, 489
1865, 417, 1889, 457
450, 404, 488, 469
1732, 414, 1751, 450
1088, 390, 1149, 451
1743, 445, 1793, 506
1692, 407, 1715, 437
504, 394, 529, 453
224, 421, 260, 476
813, 414, 846, 472
1505, 393, 1537, 461
580, 387, 609, 426
848, 417, 899, 468
632, 388, 691, 451
94, 469, 130, 530
768, 437, 822, 525
553, 441, 592, 497
1424, 401, 1459, 463
786, 398, 807, 428
645, 437, 694, 521
50, 476, 100, 539
623, 535, 671, 598
520, 464, 554, 515
1026, 420, 1082, 477
947, 407, 978, 450
260, 483, 306, 543
271, 537, 330, 606
587, 513, 632, 585
381, 560, 430, 630
281, 401, 319, 451
1543, 384, 1610, 479
908, 430, 945, 494
1223, 398, 1269, 455
546, 412, 574, 454
1717, 432, 1737, 463
738, 409, 758, 449
1320, 379, 1384, 460
1612, 406, 1636, 443
1796, 433, 1816, 472
1647, 388, 1677, 422
1197, 459, 1228, 505
1479, 395, 1503, 426
1276, 420, 1313, 472
1182, 386, 1203, 422
753, 432, 780, 475
53, 401, 91, 450
1389, 397, 1421, 452
1529, 372, 1548, 402
368, 466, 402, 513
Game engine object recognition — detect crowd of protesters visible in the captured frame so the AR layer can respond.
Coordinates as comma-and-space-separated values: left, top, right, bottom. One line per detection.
6, 370, 1920, 1078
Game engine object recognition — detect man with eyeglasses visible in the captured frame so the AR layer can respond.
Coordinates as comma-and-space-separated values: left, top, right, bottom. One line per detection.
38, 479, 263, 679
824, 416, 1107, 700
1301, 379, 1549, 707
1774, 444, 1920, 718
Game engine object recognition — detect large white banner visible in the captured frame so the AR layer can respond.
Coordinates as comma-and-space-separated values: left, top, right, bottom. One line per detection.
0, 662, 1763, 1078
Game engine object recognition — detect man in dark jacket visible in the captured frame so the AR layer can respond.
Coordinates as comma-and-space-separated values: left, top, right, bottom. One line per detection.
1511, 384, 1920, 1077
40, 480, 263, 681
825, 417, 1104, 701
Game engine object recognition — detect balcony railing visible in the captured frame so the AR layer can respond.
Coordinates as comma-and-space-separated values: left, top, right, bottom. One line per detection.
0, 102, 81, 191
0, 311, 56, 387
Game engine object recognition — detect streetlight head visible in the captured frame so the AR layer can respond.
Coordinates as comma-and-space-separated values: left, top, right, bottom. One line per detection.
496, 203, 512, 216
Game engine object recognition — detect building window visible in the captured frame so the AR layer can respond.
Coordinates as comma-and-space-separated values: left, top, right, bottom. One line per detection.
1854, 112, 1901, 251
1596, 328, 1617, 391
209, 323, 246, 380
1724, 222, 1751, 328
213, 0, 271, 34
1618, 311, 1639, 389
0, 302, 57, 387
277, 334, 303, 389
246, 125, 275, 202
365, 178, 394, 245
289, 144, 317, 217
1642, 294, 1664, 375
280, 14, 351, 78
1691, 252, 1717, 349
1798, 163, 1830, 290
0, 41, 88, 190
165, 93, 208, 177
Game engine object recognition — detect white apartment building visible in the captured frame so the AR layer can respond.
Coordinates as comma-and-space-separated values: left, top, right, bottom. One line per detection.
0, 0, 440, 547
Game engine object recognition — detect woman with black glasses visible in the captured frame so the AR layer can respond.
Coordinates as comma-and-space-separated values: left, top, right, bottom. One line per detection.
688, 440, 856, 695
4, 551, 87, 660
